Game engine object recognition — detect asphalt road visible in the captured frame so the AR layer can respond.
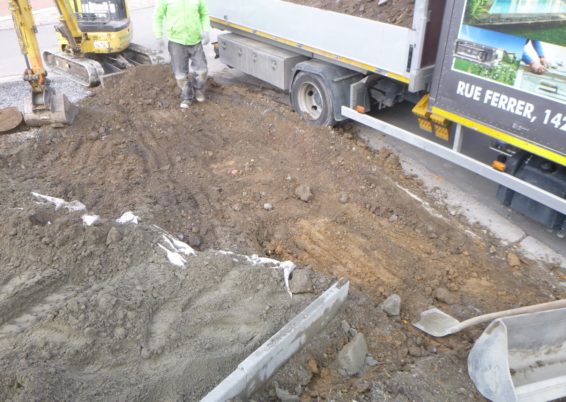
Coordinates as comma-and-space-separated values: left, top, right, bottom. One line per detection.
0, 7, 158, 79
0, 6, 564, 262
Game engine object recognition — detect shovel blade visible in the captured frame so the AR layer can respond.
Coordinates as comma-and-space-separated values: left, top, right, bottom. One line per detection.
413, 307, 460, 337
23, 88, 78, 127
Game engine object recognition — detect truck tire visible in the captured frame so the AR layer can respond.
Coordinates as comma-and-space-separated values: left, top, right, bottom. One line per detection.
291, 72, 335, 126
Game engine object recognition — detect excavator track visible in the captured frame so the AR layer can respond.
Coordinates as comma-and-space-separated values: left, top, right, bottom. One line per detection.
43, 44, 162, 87
43, 51, 105, 87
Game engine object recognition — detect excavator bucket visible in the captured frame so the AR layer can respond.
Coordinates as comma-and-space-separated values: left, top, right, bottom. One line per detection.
23, 87, 78, 127
468, 308, 566, 402
0, 107, 24, 133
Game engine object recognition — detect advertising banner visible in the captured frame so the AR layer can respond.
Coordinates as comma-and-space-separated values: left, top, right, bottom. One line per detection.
431, 0, 566, 157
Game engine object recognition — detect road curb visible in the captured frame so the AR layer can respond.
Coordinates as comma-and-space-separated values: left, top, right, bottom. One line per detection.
202, 279, 349, 401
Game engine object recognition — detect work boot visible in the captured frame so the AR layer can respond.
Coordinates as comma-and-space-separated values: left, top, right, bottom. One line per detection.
180, 99, 191, 109
195, 90, 205, 103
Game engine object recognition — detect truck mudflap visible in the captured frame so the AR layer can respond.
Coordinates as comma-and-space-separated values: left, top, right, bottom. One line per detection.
497, 152, 566, 232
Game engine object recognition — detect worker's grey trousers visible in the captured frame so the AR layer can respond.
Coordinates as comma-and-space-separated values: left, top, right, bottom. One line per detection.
168, 40, 208, 101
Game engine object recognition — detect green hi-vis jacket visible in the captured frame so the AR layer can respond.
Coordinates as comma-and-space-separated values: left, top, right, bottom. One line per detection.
153, 0, 211, 46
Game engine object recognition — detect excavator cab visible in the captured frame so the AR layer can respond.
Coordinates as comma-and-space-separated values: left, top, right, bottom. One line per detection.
57, 0, 132, 54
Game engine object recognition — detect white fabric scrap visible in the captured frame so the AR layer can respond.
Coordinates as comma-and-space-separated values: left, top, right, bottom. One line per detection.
116, 211, 139, 224
246, 254, 296, 298
31, 192, 86, 212
82, 214, 100, 226
158, 244, 187, 268
162, 234, 196, 256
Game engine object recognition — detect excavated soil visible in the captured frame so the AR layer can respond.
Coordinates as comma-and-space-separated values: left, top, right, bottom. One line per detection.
0, 64, 564, 401
286, 0, 414, 28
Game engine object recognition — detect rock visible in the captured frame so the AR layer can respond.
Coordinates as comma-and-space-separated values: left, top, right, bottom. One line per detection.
348, 327, 358, 338
341, 320, 351, 333
140, 348, 151, 359
354, 380, 371, 394
388, 214, 399, 223
337, 333, 368, 376
187, 233, 201, 247
507, 252, 521, 267
434, 287, 458, 305
263, 203, 273, 211
106, 227, 122, 245
275, 387, 299, 402
84, 327, 96, 337
366, 355, 378, 367
67, 300, 79, 313
338, 192, 350, 204
289, 270, 313, 294
307, 358, 319, 375
381, 294, 401, 316
87, 132, 100, 141
294, 185, 313, 202
113, 327, 126, 339
408, 345, 424, 357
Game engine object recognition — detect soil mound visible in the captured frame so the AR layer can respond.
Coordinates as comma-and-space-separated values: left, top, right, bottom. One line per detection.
0, 189, 323, 400
0, 64, 563, 400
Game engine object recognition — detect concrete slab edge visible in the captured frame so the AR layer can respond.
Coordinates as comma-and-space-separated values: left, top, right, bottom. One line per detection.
201, 278, 350, 402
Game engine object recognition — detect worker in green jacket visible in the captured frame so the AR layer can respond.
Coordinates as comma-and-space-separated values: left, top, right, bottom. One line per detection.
153, 0, 211, 109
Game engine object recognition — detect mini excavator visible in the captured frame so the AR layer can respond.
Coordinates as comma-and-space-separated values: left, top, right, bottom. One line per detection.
0, 0, 158, 131
42, 0, 159, 87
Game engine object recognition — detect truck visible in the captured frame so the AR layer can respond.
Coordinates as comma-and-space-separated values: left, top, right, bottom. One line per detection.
206, 0, 566, 234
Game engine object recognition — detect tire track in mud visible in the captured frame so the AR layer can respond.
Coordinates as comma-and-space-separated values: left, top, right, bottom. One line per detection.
131, 120, 169, 174
0, 270, 75, 339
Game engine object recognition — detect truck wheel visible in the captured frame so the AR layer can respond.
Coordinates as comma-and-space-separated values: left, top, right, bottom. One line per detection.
291, 72, 335, 126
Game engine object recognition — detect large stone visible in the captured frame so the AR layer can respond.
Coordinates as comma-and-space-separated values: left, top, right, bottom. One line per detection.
289, 270, 313, 294
337, 333, 368, 376
106, 227, 122, 245
275, 387, 299, 402
294, 185, 313, 202
381, 294, 401, 316
507, 252, 521, 267
434, 287, 458, 305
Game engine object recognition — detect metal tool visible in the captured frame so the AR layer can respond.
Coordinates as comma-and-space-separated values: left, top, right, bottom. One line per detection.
468, 308, 566, 402
413, 299, 566, 337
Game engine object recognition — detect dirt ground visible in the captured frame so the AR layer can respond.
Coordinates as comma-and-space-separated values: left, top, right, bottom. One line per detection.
0, 65, 564, 401
286, 0, 414, 27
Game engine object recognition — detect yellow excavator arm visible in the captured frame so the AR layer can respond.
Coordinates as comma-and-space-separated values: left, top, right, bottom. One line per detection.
9, 0, 47, 92
6, 0, 78, 127
53, 0, 84, 53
